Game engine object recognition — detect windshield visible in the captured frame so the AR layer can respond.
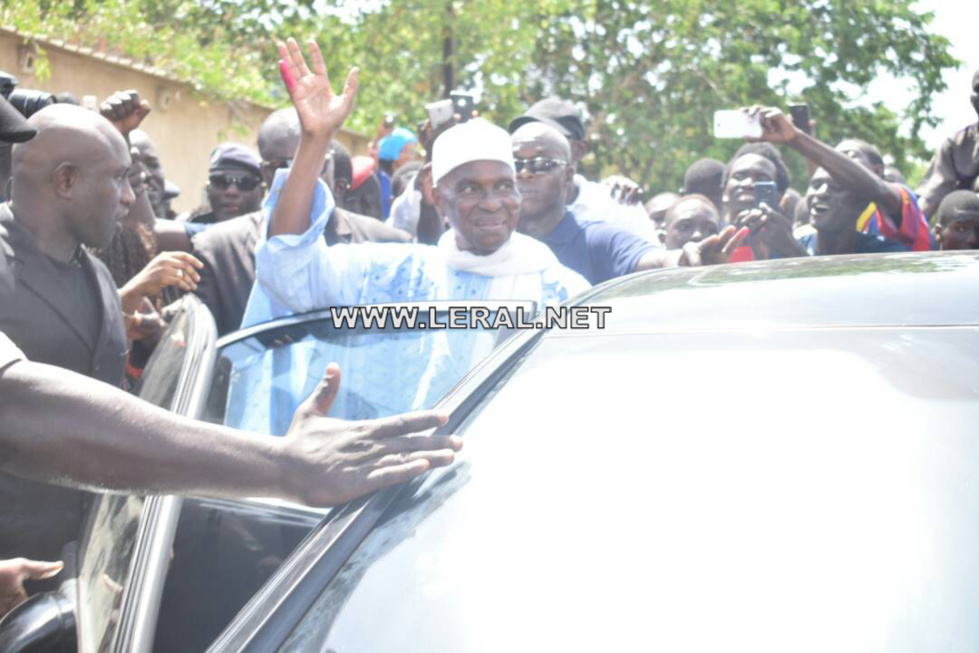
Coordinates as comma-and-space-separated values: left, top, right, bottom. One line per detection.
280, 327, 979, 652
203, 305, 523, 435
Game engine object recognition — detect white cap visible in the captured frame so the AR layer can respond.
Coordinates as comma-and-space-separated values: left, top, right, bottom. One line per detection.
431, 118, 516, 187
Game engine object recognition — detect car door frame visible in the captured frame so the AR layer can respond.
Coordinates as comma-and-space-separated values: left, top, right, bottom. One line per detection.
105, 294, 218, 653
107, 298, 543, 652
204, 308, 556, 652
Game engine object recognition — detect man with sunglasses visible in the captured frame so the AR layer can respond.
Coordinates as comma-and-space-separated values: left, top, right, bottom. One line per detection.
512, 122, 743, 285
181, 143, 265, 226
508, 97, 660, 245
190, 109, 409, 336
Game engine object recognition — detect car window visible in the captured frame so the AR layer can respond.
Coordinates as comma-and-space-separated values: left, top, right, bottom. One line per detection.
279, 327, 979, 652
76, 304, 203, 653
203, 306, 522, 435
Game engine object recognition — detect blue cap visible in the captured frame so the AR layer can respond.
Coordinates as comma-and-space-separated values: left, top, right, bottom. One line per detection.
378, 128, 418, 161
209, 142, 262, 176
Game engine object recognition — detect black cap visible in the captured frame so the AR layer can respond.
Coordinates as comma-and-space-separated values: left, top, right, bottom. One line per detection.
209, 142, 262, 176
508, 97, 586, 141
0, 94, 36, 144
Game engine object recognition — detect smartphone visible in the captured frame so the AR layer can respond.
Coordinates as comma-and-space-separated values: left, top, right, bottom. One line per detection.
450, 91, 475, 122
425, 99, 454, 130
384, 113, 396, 127
789, 104, 812, 135
754, 181, 780, 211
713, 110, 762, 139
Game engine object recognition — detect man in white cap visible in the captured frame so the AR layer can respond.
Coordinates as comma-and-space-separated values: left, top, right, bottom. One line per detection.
232, 39, 591, 425
243, 39, 590, 329
247, 39, 744, 327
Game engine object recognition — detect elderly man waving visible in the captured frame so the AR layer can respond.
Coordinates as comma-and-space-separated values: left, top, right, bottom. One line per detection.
245, 39, 745, 327
244, 39, 588, 327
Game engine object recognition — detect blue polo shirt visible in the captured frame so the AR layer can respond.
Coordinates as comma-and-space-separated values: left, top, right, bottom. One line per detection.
540, 212, 655, 285
798, 231, 908, 255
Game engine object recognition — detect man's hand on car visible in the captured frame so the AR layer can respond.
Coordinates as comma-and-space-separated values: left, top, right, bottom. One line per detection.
279, 363, 462, 507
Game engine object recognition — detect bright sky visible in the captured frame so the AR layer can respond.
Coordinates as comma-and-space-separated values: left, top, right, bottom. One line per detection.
905, 0, 978, 148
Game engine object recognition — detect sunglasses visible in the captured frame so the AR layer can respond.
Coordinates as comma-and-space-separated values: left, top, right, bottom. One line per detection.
209, 173, 261, 191
513, 157, 567, 175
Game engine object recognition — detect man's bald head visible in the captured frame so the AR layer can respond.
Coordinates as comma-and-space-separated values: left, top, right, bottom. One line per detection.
511, 121, 574, 238
257, 108, 300, 162
13, 104, 127, 176
257, 108, 301, 187
511, 121, 572, 161
10, 104, 134, 255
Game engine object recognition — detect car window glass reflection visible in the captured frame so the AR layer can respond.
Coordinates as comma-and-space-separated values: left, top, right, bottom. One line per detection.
279, 329, 979, 652
205, 311, 513, 434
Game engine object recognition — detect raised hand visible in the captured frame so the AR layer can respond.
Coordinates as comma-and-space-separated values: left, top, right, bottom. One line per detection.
100, 90, 151, 137
279, 363, 462, 506
278, 37, 359, 141
122, 251, 203, 300
603, 175, 644, 205
745, 105, 798, 144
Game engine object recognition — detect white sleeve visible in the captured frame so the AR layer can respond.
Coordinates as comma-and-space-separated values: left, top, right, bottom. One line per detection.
254, 170, 366, 315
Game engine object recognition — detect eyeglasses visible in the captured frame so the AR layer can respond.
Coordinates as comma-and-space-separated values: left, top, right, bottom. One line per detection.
513, 157, 567, 175
209, 173, 261, 191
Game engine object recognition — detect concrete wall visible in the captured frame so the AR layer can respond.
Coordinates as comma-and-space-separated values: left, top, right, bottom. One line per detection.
0, 29, 367, 214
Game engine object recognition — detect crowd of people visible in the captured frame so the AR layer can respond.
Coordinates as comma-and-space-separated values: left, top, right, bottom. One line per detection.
1, 33, 978, 619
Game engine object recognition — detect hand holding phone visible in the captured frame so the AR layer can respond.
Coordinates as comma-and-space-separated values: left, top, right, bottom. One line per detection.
788, 104, 812, 136
753, 180, 780, 212
450, 92, 475, 123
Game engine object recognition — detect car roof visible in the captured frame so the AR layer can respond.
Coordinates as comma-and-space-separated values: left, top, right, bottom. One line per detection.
573, 252, 979, 335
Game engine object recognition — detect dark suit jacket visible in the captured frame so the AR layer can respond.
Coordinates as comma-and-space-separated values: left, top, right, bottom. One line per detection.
191, 207, 411, 336
0, 204, 127, 561
0, 206, 126, 383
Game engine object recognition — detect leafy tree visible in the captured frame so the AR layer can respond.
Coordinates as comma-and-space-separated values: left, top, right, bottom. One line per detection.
4, 0, 958, 194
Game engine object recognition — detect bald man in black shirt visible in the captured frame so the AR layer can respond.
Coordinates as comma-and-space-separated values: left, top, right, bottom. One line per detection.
0, 102, 133, 562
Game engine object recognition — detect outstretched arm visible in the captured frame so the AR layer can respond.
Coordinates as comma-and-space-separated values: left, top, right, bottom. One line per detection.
0, 352, 460, 507
269, 38, 359, 238
634, 225, 749, 270
750, 106, 902, 216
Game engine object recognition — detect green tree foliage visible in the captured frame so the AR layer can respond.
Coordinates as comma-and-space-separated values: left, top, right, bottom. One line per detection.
4, 0, 957, 193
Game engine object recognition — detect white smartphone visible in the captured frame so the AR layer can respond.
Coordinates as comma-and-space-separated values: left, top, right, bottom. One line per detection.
425, 99, 455, 130
713, 110, 762, 139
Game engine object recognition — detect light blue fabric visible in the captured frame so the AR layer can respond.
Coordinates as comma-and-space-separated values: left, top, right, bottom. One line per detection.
230, 170, 585, 432
242, 170, 584, 328
378, 128, 418, 161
